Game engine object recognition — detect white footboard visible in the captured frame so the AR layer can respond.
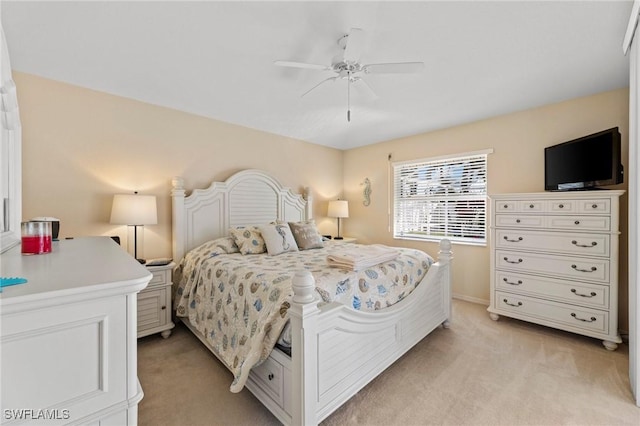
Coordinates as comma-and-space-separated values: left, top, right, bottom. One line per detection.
249, 239, 453, 425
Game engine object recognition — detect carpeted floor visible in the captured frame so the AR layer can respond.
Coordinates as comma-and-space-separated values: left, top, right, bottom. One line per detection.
137, 300, 640, 425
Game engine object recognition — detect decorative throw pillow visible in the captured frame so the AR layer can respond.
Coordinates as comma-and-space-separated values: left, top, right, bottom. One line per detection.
288, 220, 324, 250
208, 236, 239, 254
229, 226, 266, 255
259, 223, 299, 256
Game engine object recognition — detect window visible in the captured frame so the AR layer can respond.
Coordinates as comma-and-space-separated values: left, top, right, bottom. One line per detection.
393, 150, 492, 245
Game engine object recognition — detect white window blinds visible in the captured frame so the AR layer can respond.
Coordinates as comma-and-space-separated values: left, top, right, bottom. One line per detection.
393, 151, 490, 244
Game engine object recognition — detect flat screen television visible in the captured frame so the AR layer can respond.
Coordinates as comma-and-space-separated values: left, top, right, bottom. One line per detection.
544, 127, 623, 191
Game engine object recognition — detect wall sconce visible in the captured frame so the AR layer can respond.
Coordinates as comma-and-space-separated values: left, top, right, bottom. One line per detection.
328, 200, 349, 240
110, 192, 157, 264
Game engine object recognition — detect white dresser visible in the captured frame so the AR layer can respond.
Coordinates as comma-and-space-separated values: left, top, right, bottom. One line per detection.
0, 237, 151, 425
488, 190, 624, 350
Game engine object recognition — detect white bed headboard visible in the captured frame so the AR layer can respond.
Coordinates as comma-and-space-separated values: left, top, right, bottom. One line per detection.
171, 169, 312, 261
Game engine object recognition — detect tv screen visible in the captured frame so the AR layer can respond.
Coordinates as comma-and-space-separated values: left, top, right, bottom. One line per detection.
544, 127, 623, 191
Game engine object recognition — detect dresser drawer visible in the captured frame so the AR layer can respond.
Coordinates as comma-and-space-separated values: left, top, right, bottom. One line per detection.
248, 356, 284, 407
495, 272, 608, 309
546, 215, 610, 231
494, 200, 544, 213
577, 199, 610, 214
494, 198, 611, 215
494, 229, 610, 257
495, 291, 609, 334
549, 200, 576, 213
496, 250, 610, 283
494, 214, 545, 228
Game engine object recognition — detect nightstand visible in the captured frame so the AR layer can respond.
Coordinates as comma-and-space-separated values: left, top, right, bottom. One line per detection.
138, 262, 175, 338
331, 237, 357, 244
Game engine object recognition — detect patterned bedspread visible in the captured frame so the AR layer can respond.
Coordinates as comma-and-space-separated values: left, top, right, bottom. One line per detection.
173, 238, 434, 392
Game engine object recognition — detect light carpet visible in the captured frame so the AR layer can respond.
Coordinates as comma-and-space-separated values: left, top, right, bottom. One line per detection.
138, 300, 640, 425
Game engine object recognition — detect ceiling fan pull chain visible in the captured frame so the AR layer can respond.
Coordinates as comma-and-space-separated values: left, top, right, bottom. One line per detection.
347, 71, 351, 122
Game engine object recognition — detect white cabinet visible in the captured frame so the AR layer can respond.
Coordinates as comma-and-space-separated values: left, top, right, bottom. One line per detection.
0, 25, 22, 254
488, 191, 624, 350
138, 262, 175, 338
0, 237, 151, 424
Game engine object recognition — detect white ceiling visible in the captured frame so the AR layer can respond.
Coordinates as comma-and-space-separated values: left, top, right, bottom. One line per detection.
1, 1, 634, 150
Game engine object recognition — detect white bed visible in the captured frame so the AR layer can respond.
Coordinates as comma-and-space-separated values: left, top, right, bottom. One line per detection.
171, 169, 453, 425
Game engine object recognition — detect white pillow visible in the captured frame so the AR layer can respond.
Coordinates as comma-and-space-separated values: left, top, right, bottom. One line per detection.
259, 223, 299, 256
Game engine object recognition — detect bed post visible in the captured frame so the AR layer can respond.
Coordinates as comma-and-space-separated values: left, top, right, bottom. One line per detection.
289, 270, 320, 426
438, 238, 453, 328
171, 176, 186, 262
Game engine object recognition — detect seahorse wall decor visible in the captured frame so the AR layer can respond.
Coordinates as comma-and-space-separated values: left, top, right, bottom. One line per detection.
361, 178, 371, 206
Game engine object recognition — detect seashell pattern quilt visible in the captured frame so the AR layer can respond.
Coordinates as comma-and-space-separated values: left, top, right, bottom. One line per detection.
173, 238, 434, 392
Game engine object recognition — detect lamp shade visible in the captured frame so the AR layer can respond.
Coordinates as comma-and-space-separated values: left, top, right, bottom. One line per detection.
110, 194, 158, 225
328, 200, 349, 218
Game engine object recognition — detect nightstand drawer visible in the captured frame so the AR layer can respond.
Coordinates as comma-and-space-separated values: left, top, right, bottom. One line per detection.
148, 269, 170, 287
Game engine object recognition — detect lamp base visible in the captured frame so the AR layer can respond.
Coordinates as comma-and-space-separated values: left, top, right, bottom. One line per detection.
334, 236, 344, 240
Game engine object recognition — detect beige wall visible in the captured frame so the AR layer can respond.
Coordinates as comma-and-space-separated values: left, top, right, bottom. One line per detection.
16, 71, 630, 329
16, 72, 344, 260
343, 89, 630, 329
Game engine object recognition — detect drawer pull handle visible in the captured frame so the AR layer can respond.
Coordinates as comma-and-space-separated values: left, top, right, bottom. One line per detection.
592, 204, 598, 209
571, 240, 597, 248
503, 278, 523, 286
503, 299, 522, 307
571, 264, 597, 273
558, 204, 564, 208
571, 312, 597, 323
503, 236, 523, 243
504, 257, 523, 264
161, 306, 167, 310
574, 220, 580, 225
503, 204, 509, 209
268, 373, 274, 381
516, 219, 521, 224
571, 289, 597, 298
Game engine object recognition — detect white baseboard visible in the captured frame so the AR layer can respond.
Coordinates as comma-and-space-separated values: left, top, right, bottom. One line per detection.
452, 293, 489, 306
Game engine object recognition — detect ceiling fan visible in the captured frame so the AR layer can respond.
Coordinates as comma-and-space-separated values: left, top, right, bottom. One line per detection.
275, 28, 425, 122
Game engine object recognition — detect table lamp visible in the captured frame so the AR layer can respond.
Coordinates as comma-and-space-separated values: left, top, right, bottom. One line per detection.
328, 200, 349, 240
110, 192, 157, 264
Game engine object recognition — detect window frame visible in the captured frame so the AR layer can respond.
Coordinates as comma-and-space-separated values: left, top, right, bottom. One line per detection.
392, 149, 492, 246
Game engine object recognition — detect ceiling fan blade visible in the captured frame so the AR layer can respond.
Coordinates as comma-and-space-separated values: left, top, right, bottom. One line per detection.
343, 28, 365, 63
301, 76, 338, 97
274, 60, 331, 71
363, 62, 425, 74
352, 77, 378, 100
